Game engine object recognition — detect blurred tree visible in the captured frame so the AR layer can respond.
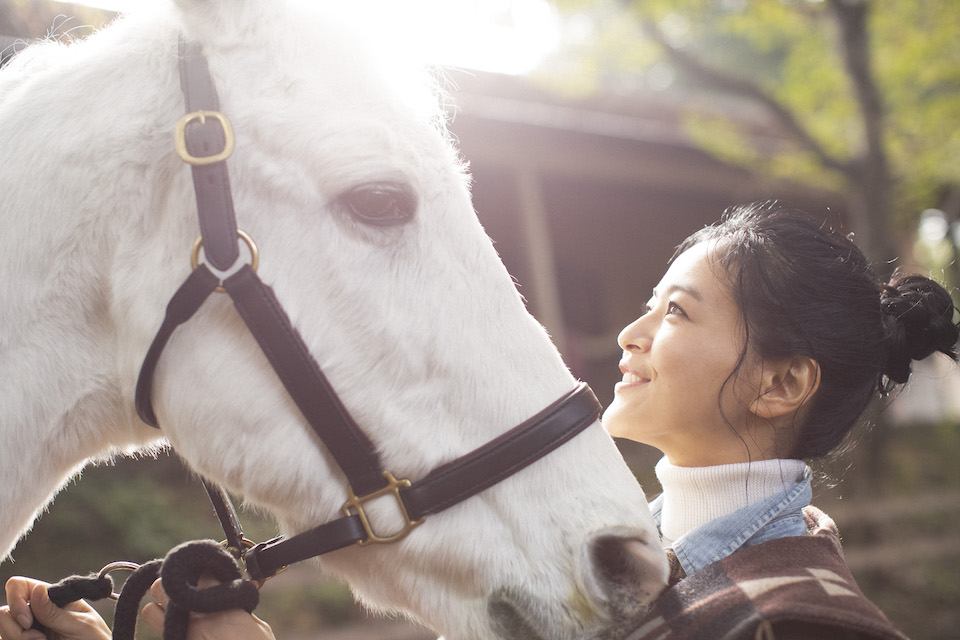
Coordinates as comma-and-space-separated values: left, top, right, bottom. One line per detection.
542, 0, 960, 269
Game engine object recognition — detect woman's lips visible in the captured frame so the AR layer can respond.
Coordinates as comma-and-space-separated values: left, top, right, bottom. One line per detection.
620, 371, 649, 384
616, 364, 651, 389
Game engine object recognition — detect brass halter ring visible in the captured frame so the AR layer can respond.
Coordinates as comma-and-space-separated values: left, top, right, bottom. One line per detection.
219, 536, 257, 561
190, 229, 259, 293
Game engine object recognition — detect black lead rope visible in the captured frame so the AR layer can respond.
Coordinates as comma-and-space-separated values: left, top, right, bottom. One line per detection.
31, 541, 258, 640
112, 561, 162, 640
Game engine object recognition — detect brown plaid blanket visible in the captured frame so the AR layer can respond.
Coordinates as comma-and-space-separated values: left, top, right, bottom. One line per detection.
623, 506, 908, 640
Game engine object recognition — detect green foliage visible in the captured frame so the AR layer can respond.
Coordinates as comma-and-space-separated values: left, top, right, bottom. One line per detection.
873, 0, 960, 214
536, 0, 659, 97
541, 0, 960, 231
0, 455, 232, 582
682, 111, 847, 192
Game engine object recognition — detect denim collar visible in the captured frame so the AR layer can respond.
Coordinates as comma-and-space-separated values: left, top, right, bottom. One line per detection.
649, 465, 812, 577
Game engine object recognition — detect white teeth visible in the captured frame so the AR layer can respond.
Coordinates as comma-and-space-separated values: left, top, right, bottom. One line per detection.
622, 372, 644, 384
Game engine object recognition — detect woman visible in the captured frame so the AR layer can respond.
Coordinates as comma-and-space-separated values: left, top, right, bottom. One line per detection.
3, 202, 957, 639
605, 202, 958, 639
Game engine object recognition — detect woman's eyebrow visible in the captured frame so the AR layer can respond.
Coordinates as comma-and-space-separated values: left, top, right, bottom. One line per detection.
652, 284, 704, 303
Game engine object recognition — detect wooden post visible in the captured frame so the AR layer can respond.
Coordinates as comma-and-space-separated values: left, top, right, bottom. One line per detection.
515, 166, 567, 353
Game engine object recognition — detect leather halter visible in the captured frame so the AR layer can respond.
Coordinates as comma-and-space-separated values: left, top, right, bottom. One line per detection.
135, 38, 603, 582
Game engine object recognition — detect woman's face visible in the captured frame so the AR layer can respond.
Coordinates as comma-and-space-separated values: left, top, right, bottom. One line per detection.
603, 241, 768, 466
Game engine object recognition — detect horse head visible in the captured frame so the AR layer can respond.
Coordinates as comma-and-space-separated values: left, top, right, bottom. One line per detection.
0, 1, 668, 637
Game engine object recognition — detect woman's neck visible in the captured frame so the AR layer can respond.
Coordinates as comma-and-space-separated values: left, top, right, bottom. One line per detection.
655, 456, 806, 546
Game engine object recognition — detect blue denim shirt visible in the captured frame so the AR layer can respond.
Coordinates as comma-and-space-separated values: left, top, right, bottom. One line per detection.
649, 465, 812, 577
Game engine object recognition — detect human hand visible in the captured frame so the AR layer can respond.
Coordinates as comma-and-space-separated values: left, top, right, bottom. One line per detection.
141, 578, 275, 640
0, 577, 111, 640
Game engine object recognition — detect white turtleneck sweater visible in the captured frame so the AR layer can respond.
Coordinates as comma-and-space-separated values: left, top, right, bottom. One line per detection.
654, 456, 808, 547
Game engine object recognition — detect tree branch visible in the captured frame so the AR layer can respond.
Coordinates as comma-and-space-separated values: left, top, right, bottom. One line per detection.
640, 19, 854, 177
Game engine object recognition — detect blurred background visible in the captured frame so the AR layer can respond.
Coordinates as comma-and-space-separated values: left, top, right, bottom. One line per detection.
2, 0, 958, 638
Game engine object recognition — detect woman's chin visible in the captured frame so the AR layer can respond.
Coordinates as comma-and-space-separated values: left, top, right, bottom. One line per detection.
601, 403, 631, 439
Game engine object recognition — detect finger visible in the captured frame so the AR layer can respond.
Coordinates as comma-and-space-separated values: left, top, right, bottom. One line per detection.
27, 583, 110, 640
195, 572, 222, 589
4, 577, 44, 629
140, 602, 164, 636
0, 605, 23, 637
0, 605, 45, 640
187, 610, 275, 640
26, 582, 97, 617
26, 583, 59, 627
149, 579, 168, 607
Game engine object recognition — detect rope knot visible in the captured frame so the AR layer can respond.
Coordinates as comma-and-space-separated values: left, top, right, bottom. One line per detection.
161, 539, 260, 614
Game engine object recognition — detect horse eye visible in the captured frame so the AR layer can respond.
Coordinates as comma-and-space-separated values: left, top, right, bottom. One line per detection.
342, 183, 416, 226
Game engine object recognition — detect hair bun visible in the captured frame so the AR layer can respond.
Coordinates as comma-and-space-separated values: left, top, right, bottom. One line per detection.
880, 273, 959, 385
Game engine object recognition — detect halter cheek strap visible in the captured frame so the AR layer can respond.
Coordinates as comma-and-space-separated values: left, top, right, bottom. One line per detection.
135, 37, 603, 582
177, 38, 239, 271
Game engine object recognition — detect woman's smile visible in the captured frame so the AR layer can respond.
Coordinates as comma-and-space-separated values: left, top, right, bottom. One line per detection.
616, 365, 651, 389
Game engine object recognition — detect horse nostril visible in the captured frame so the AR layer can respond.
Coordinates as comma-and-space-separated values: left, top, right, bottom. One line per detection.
589, 534, 668, 618
593, 536, 631, 585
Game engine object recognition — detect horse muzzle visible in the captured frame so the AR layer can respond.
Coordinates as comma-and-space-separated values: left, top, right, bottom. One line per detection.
487, 528, 668, 640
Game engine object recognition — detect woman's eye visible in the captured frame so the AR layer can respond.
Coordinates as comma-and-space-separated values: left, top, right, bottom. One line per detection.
342, 183, 417, 226
666, 301, 687, 317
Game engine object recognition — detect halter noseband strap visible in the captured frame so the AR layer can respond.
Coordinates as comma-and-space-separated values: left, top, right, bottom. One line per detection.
243, 381, 600, 581
135, 38, 603, 582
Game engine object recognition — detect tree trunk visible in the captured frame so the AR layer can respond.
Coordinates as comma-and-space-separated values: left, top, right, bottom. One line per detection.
828, 0, 896, 269
827, 0, 898, 495
846, 162, 896, 276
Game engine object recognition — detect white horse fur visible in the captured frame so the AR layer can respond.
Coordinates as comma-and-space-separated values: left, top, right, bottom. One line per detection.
0, 1, 668, 638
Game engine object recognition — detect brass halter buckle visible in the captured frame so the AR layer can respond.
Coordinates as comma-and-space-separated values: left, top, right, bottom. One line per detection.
175, 110, 236, 166
342, 472, 425, 545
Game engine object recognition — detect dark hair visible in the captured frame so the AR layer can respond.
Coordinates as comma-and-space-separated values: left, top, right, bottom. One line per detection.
674, 201, 959, 459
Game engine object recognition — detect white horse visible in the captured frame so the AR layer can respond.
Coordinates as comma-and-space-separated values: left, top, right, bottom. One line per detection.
0, 1, 667, 638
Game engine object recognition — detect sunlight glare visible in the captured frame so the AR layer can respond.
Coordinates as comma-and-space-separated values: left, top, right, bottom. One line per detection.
60, 0, 561, 75
366, 0, 563, 74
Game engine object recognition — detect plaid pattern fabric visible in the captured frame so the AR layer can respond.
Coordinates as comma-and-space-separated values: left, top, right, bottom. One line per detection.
623, 507, 908, 640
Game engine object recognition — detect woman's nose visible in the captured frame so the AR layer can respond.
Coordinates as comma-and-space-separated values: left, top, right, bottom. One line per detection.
617, 316, 652, 352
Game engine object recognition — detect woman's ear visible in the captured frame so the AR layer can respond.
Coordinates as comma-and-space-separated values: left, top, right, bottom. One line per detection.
750, 356, 821, 419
